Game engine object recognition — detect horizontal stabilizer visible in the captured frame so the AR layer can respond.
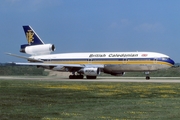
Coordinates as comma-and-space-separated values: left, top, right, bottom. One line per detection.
6, 53, 43, 62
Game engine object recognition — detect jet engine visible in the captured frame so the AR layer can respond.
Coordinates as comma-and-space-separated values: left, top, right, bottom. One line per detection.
111, 72, 125, 76
20, 44, 55, 55
79, 67, 100, 76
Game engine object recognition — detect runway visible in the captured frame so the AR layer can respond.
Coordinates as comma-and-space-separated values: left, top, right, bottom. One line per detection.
1, 76, 180, 83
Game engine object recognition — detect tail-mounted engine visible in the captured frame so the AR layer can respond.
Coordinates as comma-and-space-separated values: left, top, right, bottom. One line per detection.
20, 44, 55, 55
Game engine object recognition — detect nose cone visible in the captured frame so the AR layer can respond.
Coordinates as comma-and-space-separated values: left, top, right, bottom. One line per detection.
169, 58, 175, 66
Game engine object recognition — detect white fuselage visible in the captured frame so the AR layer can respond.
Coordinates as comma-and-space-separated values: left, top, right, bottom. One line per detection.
30, 52, 174, 72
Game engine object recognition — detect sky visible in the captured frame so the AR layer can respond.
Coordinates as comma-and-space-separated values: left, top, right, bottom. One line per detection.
1, 0, 180, 63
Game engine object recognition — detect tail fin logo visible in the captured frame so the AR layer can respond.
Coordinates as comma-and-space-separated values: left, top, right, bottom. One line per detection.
26, 30, 34, 45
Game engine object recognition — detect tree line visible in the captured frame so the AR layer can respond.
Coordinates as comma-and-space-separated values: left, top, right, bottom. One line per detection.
0, 64, 180, 77
0, 65, 48, 76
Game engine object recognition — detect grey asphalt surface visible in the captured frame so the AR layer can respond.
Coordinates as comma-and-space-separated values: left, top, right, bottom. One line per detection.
1, 76, 180, 83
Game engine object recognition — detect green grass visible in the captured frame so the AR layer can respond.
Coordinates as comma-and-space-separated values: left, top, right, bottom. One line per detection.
1, 80, 180, 120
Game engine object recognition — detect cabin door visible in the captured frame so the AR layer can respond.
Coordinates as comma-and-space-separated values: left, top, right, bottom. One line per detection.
88, 59, 92, 64
154, 58, 157, 64
123, 58, 128, 64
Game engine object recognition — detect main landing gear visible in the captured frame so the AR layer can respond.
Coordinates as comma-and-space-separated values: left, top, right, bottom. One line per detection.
69, 75, 84, 79
69, 75, 97, 79
69, 72, 83, 79
69, 72, 97, 79
86, 76, 97, 79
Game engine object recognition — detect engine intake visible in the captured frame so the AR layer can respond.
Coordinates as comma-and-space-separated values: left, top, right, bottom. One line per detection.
79, 67, 100, 76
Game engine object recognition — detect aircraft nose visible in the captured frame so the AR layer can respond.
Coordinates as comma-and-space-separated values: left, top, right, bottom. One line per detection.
170, 58, 175, 65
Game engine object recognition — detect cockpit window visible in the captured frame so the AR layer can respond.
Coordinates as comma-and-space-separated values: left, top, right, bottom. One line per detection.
162, 57, 169, 60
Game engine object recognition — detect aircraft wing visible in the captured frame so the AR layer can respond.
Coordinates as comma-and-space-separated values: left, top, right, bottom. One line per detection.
14, 62, 83, 67
6, 53, 104, 72
12, 62, 104, 72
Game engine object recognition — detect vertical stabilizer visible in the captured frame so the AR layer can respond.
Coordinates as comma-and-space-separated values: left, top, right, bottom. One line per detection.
23, 26, 44, 45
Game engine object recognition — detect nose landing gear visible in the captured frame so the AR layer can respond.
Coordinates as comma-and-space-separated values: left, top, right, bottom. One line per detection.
146, 76, 150, 80
145, 72, 150, 80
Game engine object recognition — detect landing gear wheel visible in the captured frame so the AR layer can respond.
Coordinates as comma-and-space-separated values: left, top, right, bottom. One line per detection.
146, 76, 150, 80
77, 75, 84, 79
69, 75, 84, 79
86, 76, 97, 79
69, 75, 75, 79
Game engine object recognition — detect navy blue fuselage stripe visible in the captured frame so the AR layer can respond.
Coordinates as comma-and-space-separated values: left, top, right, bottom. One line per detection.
41, 57, 175, 65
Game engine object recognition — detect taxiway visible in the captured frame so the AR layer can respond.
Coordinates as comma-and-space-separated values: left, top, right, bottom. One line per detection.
0, 76, 180, 83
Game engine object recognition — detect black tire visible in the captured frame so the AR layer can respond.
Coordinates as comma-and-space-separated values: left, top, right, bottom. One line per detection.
86, 76, 97, 79
146, 76, 150, 80
77, 75, 84, 79
69, 75, 84, 79
69, 75, 74, 79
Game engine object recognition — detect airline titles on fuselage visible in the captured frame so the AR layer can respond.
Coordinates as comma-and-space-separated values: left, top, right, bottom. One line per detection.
89, 53, 139, 58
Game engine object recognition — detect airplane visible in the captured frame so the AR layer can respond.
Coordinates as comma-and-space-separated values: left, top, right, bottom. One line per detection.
7, 25, 175, 80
